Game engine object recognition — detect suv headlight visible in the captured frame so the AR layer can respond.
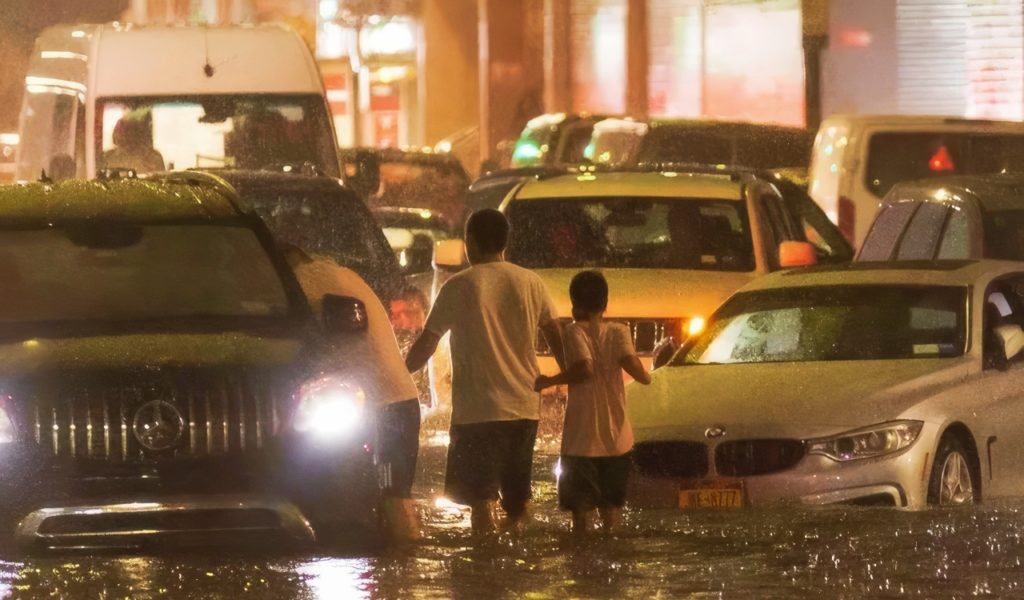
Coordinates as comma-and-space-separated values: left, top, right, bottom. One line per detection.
807, 420, 923, 462
294, 377, 366, 439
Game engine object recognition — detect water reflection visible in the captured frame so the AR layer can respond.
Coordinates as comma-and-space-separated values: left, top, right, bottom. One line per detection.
4, 449, 1024, 597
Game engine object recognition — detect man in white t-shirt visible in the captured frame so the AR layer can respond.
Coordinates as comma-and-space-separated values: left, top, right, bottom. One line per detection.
405, 209, 564, 534
287, 249, 422, 542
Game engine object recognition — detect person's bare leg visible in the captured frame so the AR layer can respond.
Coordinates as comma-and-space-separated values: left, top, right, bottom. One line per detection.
571, 509, 594, 536
598, 506, 622, 534
470, 500, 499, 535
383, 497, 422, 542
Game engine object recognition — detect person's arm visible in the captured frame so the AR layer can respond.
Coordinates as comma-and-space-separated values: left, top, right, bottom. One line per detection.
540, 319, 567, 371
613, 323, 652, 385
405, 330, 441, 373
620, 354, 652, 385
534, 359, 594, 391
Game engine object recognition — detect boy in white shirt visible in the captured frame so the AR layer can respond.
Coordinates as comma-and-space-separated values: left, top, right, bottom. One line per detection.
536, 270, 651, 534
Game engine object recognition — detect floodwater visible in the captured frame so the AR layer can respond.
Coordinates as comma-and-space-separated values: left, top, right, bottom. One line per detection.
4, 442, 1024, 599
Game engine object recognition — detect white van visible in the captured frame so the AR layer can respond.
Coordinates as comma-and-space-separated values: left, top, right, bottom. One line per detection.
808, 115, 1024, 248
16, 23, 339, 182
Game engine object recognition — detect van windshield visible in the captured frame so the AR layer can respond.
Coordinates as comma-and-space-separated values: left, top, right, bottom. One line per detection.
866, 132, 1024, 198
96, 95, 339, 177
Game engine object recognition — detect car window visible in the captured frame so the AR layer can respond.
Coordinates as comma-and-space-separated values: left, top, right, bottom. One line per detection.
756, 193, 794, 268
506, 196, 755, 271
781, 182, 853, 263
937, 206, 970, 259
683, 285, 967, 364
896, 202, 949, 260
866, 133, 1024, 198
859, 202, 920, 261
983, 210, 1024, 261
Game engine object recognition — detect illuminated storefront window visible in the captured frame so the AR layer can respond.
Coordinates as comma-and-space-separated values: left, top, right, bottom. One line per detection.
571, 0, 627, 114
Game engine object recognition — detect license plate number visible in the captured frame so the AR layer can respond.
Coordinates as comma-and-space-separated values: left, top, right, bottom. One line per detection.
678, 486, 744, 509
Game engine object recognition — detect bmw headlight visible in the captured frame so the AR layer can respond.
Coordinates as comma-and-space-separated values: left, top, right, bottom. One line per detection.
293, 377, 366, 439
807, 421, 923, 462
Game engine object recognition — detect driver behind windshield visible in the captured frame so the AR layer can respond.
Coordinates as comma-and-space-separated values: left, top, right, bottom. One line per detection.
101, 116, 165, 173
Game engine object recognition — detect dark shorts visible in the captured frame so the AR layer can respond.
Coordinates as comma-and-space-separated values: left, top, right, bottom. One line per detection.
377, 399, 421, 498
444, 419, 538, 517
558, 452, 633, 511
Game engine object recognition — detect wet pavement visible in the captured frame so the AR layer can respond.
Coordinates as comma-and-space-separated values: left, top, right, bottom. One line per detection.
3, 441, 1024, 599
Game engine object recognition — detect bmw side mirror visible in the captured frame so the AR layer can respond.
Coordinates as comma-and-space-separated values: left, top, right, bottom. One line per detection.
322, 294, 368, 335
651, 338, 679, 371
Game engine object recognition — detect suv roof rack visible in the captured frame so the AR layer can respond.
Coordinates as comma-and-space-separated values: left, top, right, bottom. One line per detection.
148, 170, 245, 213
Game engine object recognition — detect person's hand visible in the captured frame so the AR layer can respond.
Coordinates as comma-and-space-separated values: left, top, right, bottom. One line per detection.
534, 375, 550, 392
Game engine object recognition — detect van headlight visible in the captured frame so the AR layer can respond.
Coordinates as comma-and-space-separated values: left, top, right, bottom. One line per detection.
293, 377, 366, 439
807, 421, 923, 462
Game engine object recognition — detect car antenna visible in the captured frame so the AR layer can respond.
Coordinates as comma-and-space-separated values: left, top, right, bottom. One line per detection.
202, 25, 215, 78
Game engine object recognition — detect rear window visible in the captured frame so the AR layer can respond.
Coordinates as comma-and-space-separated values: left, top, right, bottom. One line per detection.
859, 201, 974, 262
865, 133, 1024, 198
635, 126, 812, 169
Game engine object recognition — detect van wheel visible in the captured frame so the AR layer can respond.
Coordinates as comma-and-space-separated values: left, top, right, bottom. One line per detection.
927, 435, 978, 506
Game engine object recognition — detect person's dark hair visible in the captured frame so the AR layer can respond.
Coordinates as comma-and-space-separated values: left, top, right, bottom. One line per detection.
570, 270, 608, 313
395, 284, 429, 308
465, 208, 510, 254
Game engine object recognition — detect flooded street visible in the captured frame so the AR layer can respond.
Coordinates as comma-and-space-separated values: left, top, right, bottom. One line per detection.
1, 443, 1024, 599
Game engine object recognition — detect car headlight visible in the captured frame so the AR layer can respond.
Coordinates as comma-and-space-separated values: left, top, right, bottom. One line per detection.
686, 316, 706, 338
293, 377, 366, 440
0, 393, 15, 444
807, 420, 923, 462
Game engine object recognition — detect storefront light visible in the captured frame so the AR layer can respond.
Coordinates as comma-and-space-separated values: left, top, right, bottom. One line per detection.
318, 0, 337, 21
359, 18, 416, 58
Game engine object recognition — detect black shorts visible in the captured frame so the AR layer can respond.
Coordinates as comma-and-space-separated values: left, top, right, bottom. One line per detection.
444, 419, 538, 517
557, 452, 632, 511
377, 399, 421, 498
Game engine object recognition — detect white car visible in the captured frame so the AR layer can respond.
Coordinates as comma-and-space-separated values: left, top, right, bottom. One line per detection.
629, 259, 1024, 509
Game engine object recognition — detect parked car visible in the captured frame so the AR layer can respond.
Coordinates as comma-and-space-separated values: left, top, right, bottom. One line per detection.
628, 259, 1024, 509
858, 174, 1024, 263
339, 147, 469, 227
432, 168, 847, 410
213, 171, 403, 305
0, 174, 389, 551
510, 113, 608, 169
586, 117, 813, 171
809, 115, 1024, 248
0, 133, 16, 184
16, 23, 338, 181
373, 206, 452, 275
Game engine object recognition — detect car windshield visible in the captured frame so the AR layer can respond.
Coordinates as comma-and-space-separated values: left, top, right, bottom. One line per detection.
866, 133, 1024, 198
681, 285, 967, 365
244, 191, 401, 301
96, 95, 339, 177
0, 222, 291, 329
375, 161, 468, 224
506, 196, 755, 271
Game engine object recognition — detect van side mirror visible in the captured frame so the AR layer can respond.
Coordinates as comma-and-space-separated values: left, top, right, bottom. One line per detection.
779, 240, 818, 268
651, 338, 679, 371
322, 294, 368, 335
434, 239, 468, 271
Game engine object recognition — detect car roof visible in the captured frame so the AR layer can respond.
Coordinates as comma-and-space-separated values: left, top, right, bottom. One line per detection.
212, 170, 355, 197
887, 174, 1024, 212
742, 260, 1024, 292
821, 114, 1024, 130
0, 178, 239, 222
512, 171, 744, 201
647, 118, 810, 134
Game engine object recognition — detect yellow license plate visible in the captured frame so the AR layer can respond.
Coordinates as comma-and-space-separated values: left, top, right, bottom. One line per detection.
678, 486, 744, 509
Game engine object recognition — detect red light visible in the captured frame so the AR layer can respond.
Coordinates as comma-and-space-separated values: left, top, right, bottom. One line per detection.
929, 145, 956, 172
837, 29, 873, 48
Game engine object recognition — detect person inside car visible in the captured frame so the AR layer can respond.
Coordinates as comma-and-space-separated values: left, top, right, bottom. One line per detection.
101, 117, 165, 173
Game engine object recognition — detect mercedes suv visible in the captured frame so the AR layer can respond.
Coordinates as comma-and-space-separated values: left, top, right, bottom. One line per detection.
0, 175, 382, 552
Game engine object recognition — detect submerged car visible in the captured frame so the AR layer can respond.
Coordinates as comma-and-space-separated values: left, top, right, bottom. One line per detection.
858, 174, 1024, 263
628, 259, 1024, 509
0, 176, 384, 551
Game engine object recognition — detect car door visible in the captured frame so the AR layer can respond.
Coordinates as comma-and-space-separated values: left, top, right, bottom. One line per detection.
969, 276, 1024, 497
